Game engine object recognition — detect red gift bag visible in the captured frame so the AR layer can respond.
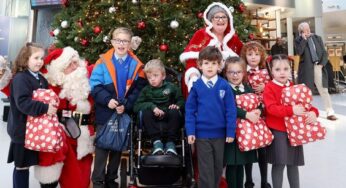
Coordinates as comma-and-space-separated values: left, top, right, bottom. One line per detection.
25, 89, 65, 153
281, 84, 326, 146
235, 93, 273, 151
248, 69, 270, 88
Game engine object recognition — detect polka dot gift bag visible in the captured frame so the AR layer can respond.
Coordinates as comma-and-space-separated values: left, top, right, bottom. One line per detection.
248, 69, 271, 99
25, 89, 65, 153
281, 84, 326, 146
235, 93, 274, 151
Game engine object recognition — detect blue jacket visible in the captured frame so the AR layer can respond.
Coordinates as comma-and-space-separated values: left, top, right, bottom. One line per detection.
185, 77, 236, 138
90, 49, 146, 125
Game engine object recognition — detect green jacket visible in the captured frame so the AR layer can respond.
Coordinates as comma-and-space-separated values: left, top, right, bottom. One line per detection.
133, 81, 184, 113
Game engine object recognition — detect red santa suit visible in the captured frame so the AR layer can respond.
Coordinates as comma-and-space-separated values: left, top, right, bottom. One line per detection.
179, 2, 243, 98
34, 47, 95, 188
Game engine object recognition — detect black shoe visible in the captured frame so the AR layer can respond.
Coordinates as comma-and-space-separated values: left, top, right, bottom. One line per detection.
245, 182, 255, 188
261, 182, 272, 188
106, 180, 119, 188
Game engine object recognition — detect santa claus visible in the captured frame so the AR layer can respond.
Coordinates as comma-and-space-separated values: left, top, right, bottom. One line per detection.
180, 2, 243, 98
34, 46, 95, 188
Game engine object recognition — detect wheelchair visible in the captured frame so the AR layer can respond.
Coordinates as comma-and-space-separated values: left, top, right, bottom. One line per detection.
119, 67, 196, 188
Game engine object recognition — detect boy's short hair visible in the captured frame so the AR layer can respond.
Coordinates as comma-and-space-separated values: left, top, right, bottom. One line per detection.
198, 46, 223, 66
144, 59, 166, 76
111, 27, 133, 39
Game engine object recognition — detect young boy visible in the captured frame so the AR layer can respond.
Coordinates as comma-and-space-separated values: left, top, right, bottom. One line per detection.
134, 59, 184, 155
185, 46, 237, 188
90, 27, 146, 188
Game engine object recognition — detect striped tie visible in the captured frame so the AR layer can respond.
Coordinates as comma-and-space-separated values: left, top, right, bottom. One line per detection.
118, 58, 124, 64
207, 80, 214, 88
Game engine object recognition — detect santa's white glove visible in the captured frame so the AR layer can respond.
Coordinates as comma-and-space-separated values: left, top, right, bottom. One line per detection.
188, 75, 199, 92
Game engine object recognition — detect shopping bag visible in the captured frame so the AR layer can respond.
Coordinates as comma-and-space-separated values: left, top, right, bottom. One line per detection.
95, 112, 131, 151
281, 84, 326, 146
25, 89, 65, 153
235, 93, 273, 151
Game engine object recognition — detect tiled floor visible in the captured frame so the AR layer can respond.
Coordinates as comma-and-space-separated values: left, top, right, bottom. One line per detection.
0, 91, 345, 188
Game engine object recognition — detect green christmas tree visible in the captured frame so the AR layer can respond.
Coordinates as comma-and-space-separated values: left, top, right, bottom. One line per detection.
50, 0, 256, 72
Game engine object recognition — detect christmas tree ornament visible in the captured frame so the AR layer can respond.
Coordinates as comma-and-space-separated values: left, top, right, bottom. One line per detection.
103, 36, 109, 43
61, 20, 69, 28
132, 0, 138, 4
109, 6, 116, 13
238, 3, 246, 13
80, 39, 88, 46
249, 33, 254, 40
159, 43, 168, 52
229, 6, 234, 13
244, 29, 248, 33
197, 12, 203, 19
74, 36, 80, 42
77, 19, 83, 27
170, 20, 179, 29
49, 31, 55, 37
137, 21, 146, 30
93, 26, 102, 34
53, 28, 60, 36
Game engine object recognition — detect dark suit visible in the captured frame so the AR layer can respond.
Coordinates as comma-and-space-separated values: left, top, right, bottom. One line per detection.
294, 34, 328, 90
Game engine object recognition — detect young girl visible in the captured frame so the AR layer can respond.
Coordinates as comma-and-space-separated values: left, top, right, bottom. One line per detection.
7, 42, 57, 188
263, 54, 318, 188
223, 57, 258, 188
241, 41, 271, 188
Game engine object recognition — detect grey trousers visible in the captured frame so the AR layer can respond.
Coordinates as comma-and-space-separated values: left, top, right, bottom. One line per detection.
91, 125, 122, 187
196, 138, 225, 188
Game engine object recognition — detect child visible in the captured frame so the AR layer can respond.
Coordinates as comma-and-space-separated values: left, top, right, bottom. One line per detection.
263, 54, 318, 188
7, 42, 57, 188
223, 57, 258, 188
90, 27, 146, 188
241, 41, 271, 188
185, 46, 236, 188
134, 59, 184, 155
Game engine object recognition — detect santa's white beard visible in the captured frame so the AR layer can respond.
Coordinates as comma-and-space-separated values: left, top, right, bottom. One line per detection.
59, 67, 91, 114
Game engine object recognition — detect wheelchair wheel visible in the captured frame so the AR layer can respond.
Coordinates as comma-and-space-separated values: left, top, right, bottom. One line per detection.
120, 158, 127, 188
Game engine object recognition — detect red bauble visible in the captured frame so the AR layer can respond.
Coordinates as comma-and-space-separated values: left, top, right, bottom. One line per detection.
197, 12, 203, 19
137, 21, 146, 30
93, 26, 102, 34
80, 39, 88, 46
61, 0, 68, 7
49, 31, 55, 37
77, 19, 83, 28
159, 44, 169, 52
249, 33, 255, 40
238, 3, 246, 13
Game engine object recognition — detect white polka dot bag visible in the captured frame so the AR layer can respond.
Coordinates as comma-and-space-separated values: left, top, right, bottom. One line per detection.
281, 84, 327, 146
235, 93, 274, 151
24, 89, 64, 153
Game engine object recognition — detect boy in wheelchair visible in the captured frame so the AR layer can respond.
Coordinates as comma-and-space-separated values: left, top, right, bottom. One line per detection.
134, 59, 184, 155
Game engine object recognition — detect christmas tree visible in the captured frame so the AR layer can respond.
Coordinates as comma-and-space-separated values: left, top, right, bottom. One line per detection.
50, 0, 256, 72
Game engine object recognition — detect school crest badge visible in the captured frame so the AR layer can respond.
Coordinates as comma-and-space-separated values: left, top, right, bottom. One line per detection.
219, 90, 225, 99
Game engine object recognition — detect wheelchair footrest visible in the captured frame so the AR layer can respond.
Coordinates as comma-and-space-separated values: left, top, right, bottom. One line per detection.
141, 154, 182, 167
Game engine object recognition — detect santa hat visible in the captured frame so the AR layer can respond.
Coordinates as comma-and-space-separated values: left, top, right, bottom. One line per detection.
42, 46, 78, 74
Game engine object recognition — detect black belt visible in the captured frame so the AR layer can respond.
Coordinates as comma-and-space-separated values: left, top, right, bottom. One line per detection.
58, 110, 90, 126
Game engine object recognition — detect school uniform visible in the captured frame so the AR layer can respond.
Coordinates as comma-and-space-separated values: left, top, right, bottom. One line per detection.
262, 80, 305, 165
7, 70, 49, 168
224, 83, 258, 188
185, 75, 237, 188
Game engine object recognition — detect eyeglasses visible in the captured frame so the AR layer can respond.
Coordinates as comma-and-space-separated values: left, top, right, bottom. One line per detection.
212, 16, 228, 21
111, 39, 130, 45
226, 70, 243, 76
